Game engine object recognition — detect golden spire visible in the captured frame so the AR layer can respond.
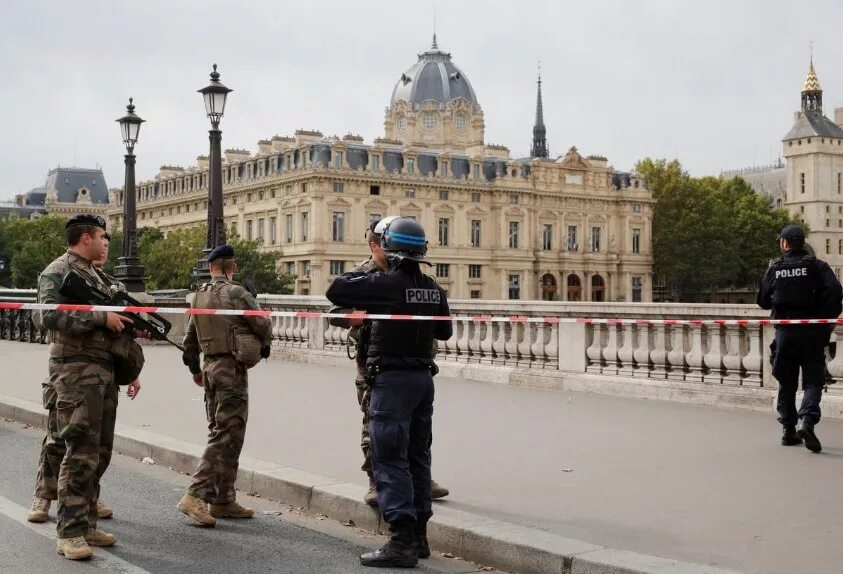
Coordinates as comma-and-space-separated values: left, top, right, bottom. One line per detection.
803, 47, 822, 92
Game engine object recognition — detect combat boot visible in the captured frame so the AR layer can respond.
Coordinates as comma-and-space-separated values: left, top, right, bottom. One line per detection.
364, 474, 378, 507
209, 500, 254, 519
27, 497, 50, 523
414, 520, 431, 559
796, 419, 822, 453
177, 493, 216, 526
781, 425, 802, 446
96, 501, 113, 519
360, 520, 418, 568
85, 528, 116, 547
56, 536, 93, 560
431, 480, 449, 499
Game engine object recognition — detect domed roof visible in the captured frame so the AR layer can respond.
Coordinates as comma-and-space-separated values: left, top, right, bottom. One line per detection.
390, 36, 479, 111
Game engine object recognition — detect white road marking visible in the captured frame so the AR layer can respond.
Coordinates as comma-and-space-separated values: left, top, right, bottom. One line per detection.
0, 494, 152, 574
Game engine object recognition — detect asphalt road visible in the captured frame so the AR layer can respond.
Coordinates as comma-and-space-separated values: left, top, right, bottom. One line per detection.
0, 419, 492, 574
5, 341, 843, 573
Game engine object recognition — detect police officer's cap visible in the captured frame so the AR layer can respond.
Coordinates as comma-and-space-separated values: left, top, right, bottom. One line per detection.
208, 244, 235, 262
779, 224, 805, 247
66, 214, 107, 231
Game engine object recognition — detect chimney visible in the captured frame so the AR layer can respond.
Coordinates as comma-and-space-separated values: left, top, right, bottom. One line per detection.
257, 140, 272, 155
271, 136, 294, 152
835, 107, 843, 129
196, 155, 209, 170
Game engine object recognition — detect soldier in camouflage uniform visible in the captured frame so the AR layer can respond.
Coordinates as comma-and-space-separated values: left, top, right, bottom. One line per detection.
28, 233, 142, 525
33, 215, 141, 560
178, 244, 273, 527
330, 218, 449, 507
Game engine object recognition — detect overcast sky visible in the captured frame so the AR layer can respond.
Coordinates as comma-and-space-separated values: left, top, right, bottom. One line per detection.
2, 0, 842, 199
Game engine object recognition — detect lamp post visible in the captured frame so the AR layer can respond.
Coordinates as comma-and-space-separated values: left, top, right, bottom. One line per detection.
192, 64, 232, 284
114, 97, 146, 292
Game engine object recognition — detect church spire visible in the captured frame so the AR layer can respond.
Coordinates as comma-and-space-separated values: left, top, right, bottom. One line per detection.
801, 48, 823, 113
531, 62, 549, 159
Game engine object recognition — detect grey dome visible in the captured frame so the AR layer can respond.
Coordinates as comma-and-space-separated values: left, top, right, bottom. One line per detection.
390, 39, 478, 111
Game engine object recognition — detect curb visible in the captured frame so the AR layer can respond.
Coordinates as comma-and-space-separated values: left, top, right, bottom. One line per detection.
0, 392, 740, 574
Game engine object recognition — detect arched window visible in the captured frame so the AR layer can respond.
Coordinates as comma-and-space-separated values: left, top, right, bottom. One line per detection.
567, 274, 582, 301
591, 275, 606, 302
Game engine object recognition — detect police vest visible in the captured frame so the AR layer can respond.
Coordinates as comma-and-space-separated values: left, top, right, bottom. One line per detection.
771, 255, 818, 311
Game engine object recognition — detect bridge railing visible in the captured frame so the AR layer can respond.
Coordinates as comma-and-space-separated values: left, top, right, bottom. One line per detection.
0, 289, 45, 344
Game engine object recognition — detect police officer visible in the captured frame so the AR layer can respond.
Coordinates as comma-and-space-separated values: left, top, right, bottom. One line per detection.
178, 244, 273, 527
28, 232, 142, 525
329, 216, 449, 507
327, 217, 452, 568
758, 224, 842, 452
34, 214, 136, 560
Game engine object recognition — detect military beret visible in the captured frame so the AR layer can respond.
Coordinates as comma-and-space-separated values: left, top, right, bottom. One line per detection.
208, 244, 235, 262
66, 214, 107, 230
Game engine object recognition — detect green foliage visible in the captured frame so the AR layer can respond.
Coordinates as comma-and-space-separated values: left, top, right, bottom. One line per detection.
636, 158, 804, 301
0, 216, 67, 288
229, 234, 295, 295
103, 231, 123, 275
139, 226, 205, 291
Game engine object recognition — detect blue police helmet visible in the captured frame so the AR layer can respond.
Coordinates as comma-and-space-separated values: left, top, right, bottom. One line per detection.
381, 217, 430, 264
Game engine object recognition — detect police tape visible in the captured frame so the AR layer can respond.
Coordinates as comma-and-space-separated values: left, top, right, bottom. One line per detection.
1, 301, 842, 326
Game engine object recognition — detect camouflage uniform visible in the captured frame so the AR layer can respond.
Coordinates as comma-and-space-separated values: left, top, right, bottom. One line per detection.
34, 252, 128, 539
33, 272, 131, 507
182, 276, 272, 505
350, 259, 378, 476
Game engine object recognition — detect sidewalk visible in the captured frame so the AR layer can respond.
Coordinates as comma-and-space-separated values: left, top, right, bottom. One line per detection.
3, 341, 842, 573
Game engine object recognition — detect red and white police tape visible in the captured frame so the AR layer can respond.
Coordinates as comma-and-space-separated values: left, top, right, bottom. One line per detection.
0, 301, 841, 326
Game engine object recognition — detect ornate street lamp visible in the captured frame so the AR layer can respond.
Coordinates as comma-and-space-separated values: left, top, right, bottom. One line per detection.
192, 64, 232, 284
113, 97, 146, 292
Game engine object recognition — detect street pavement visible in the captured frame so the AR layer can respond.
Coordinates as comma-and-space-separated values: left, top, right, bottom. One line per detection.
0, 418, 493, 574
4, 340, 843, 573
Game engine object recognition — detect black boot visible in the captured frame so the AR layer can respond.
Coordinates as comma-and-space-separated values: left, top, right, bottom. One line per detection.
781, 425, 801, 446
796, 419, 822, 453
360, 520, 418, 568
414, 521, 430, 559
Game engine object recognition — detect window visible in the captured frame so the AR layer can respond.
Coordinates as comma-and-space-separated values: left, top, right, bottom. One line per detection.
839, 239, 842, 255
827, 219, 831, 227
801, 172, 805, 194
436, 263, 450, 278
508, 275, 521, 300
246, 220, 253, 241
286, 262, 296, 275
472, 164, 480, 179
407, 159, 415, 174
591, 227, 601, 252
186, 204, 190, 213
270, 216, 277, 245
838, 172, 842, 194
333, 182, 344, 193
334, 152, 343, 168
632, 228, 641, 254
372, 156, 380, 173
285, 214, 293, 243
470, 290, 481, 299
302, 183, 307, 193
330, 260, 345, 276
439, 162, 448, 176
370, 185, 380, 195
232, 195, 237, 205
471, 192, 481, 203
509, 194, 518, 204
468, 264, 481, 279
247, 193, 253, 202
422, 113, 438, 129
827, 205, 831, 213
455, 114, 467, 130
301, 212, 309, 241
567, 225, 578, 251
257, 219, 265, 242
285, 185, 292, 196
369, 213, 382, 225
332, 211, 345, 242
438, 190, 449, 201
632, 277, 643, 303
471, 220, 481, 247
405, 188, 416, 198
438, 218, 449, 246
800, 205, 804, 214
259, 190, 264, 201
271, 189, 276, 198
509, 221, 520, 249
827, 238, 831, 254
633, 203, 641, 213
542, 224, 553, 251
301, 261, 311, 278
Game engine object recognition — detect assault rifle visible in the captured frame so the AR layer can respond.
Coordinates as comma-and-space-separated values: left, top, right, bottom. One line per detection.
59, 270, 185, 351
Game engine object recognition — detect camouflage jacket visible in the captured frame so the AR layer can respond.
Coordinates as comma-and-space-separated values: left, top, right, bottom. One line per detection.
183, 275, 273, 372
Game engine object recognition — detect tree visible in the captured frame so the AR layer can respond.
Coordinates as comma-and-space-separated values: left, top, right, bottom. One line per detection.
103, 230, 123, 275
2, 216, 67, 288
139, 226, 205, 291
229, 236, 294, 294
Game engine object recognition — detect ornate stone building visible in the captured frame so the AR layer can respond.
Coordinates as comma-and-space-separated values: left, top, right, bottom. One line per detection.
1, 167, 110, 220
108, 38, 654, 301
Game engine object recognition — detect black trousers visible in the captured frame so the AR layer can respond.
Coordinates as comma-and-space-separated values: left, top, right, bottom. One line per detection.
369, 369, 434, 525
772, 327, 827, 426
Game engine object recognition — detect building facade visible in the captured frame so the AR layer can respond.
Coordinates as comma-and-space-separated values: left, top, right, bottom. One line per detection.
108, 38, 654, 301
1, 167, 110, 221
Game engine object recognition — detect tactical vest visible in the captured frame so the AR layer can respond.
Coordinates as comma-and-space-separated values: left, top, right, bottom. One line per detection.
771, 255, 818, 313
192, 280, 262, 366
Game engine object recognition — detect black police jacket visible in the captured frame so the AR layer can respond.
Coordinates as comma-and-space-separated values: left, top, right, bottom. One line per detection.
326, 261, 453, 371
757, 249, 843, 321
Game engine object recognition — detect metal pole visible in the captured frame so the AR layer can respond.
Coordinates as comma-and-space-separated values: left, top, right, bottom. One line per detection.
193, 123, 226, 284
114, 151, 145, 292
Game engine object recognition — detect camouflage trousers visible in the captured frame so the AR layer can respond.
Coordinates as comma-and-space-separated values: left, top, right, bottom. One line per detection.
356, 376, 373, 476
189, 356, 248, 505
48, 359, 116, 539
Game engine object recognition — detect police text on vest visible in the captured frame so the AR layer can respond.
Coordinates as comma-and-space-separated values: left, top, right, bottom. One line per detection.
406, 289, 440, 304
775, 268, 808, 279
